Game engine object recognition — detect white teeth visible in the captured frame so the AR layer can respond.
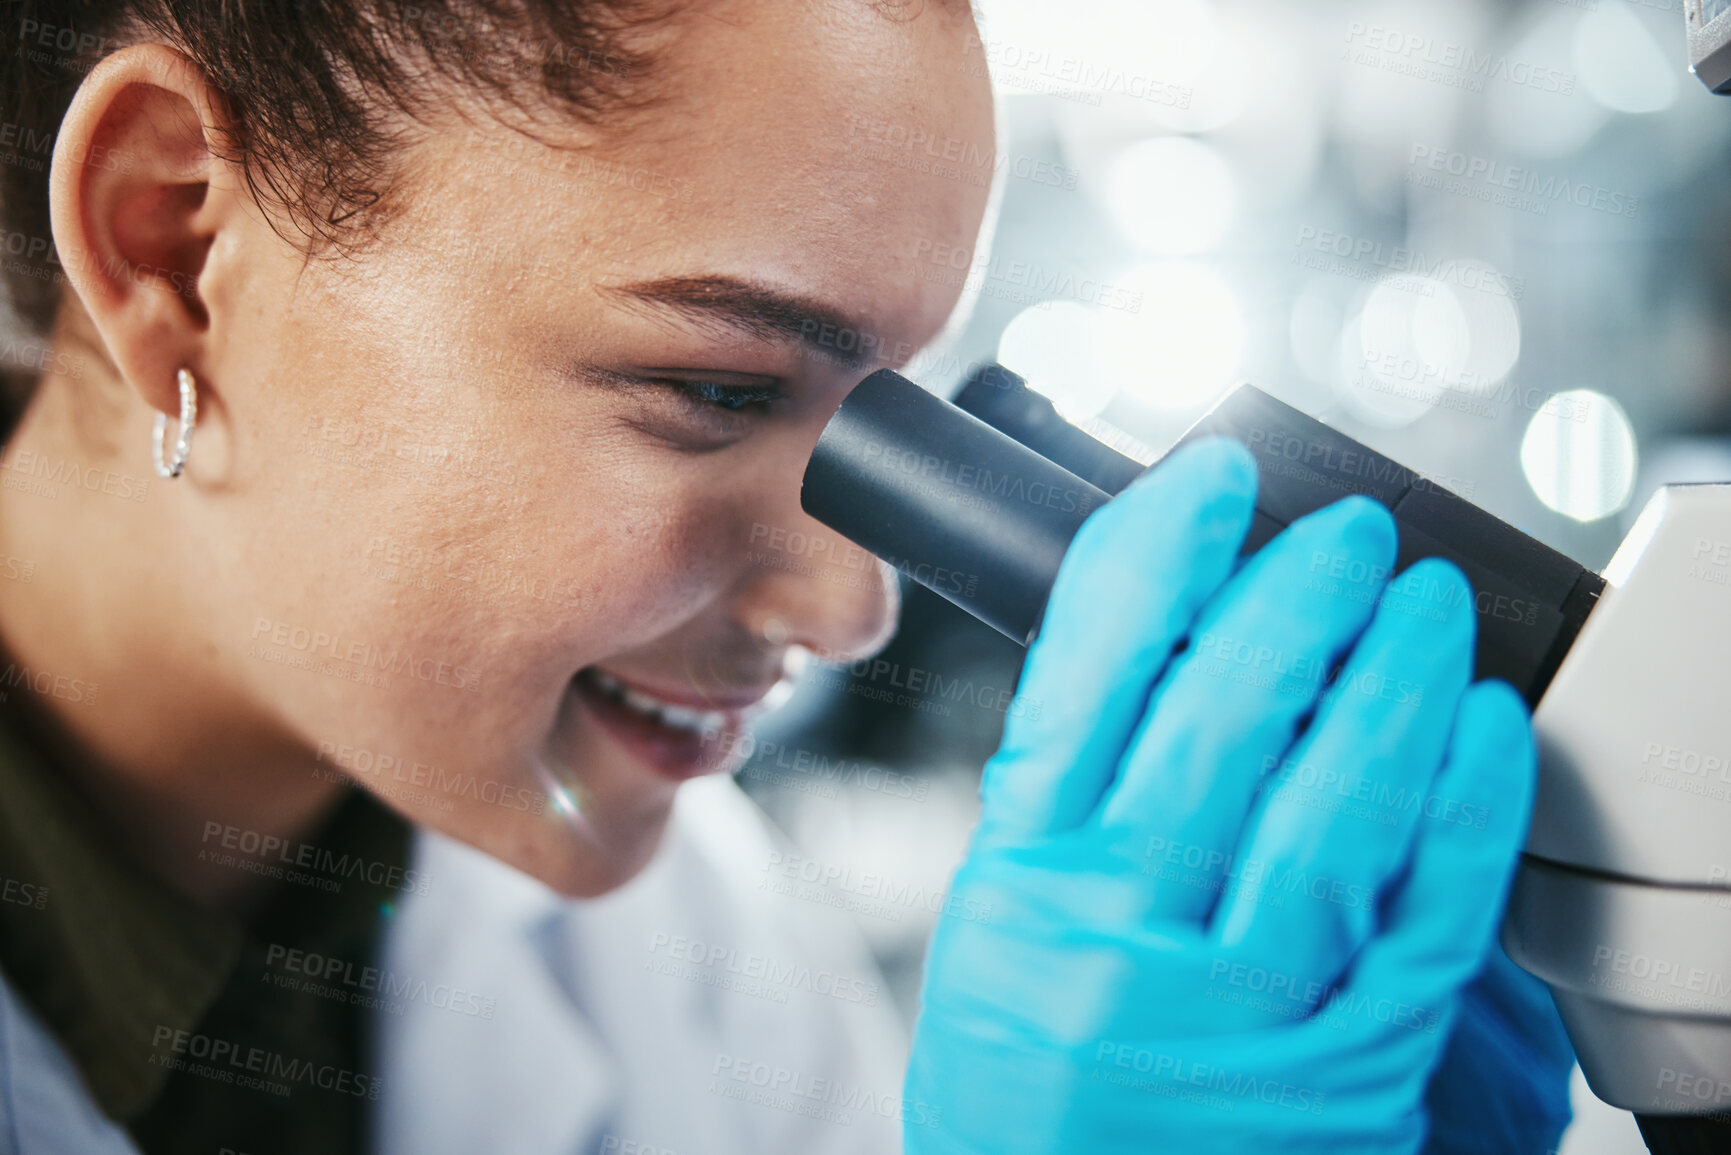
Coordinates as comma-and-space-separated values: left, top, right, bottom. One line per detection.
584, 669, 729, 734
657, 703, 728, 733
620, 686, 664, 715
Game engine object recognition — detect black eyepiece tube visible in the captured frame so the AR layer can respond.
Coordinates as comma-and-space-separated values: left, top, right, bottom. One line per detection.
800, 369, 1111, 645
951, 363, 1146, 495
805, 363, 1607, 709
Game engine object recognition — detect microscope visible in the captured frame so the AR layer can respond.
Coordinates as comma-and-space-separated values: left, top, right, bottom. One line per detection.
796, 9, 1731, 1150
800, 362, 1731, 1155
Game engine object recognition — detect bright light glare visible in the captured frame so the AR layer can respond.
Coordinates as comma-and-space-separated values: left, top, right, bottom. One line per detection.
1103, 136, 1236, 255
997, 302, 1120, 423
1101, 263, 1245, 412
1521, 389, 1638, 522
1575, 0, 1678, 114
1334, 276, 1460, 427
1445, 262, 1522, 391
974, 0, 1221, 91
1290, 281, 1344, 386
1487, 10, 1608, 156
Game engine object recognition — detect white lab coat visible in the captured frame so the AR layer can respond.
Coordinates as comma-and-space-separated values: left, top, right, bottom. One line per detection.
0, 777, 910, 1155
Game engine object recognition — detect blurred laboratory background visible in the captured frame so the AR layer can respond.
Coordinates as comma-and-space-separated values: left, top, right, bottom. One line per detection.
742, 2, 1725, 1151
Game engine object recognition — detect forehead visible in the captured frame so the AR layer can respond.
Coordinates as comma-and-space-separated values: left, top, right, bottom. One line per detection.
410, 0, 995, 358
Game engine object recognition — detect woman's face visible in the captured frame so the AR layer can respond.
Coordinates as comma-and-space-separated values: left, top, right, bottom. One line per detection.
185, 0, 994, 894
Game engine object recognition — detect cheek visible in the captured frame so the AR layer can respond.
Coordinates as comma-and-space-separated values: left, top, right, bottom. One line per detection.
232, 260, 764, 711
557, 461, 756, 646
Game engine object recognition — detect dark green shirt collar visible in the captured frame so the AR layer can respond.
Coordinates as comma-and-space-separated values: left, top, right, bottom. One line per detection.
0, 712, 241, 1120
0, 706, 411, 1143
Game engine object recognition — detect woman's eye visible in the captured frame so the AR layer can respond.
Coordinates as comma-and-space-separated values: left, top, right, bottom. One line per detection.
580, 367, 790, 450
673, 380, 786, 413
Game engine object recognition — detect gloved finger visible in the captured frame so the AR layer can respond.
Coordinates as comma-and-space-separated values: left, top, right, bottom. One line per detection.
1319, 679, 1537, 1053
1097, 496, 1398, 921
1206, 557, 1478, 987
977, 437, 1257, 844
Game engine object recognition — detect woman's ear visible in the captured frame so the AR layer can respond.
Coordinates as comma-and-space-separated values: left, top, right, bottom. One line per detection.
48, 42, 253, 420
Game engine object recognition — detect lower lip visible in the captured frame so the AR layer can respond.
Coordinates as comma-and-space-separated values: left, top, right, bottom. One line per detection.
569, 674, 747, 783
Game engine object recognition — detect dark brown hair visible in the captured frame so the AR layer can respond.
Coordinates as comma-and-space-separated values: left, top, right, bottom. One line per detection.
0, 0, 671, 344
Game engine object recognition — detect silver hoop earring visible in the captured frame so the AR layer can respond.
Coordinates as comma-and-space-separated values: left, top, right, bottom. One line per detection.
152, 368, 198, 479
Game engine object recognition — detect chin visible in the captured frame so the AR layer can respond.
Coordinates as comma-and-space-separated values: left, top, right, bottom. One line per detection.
432, 784, 680, 900
361, 662, 762, 899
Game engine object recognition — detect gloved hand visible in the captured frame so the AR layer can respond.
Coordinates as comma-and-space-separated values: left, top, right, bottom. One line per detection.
904, 437, 1542, 1154
1422, 945, 1575, 1155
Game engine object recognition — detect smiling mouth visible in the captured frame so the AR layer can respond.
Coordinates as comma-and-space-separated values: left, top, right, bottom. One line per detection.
568, 666, 779, 782
582, 668, 733, 733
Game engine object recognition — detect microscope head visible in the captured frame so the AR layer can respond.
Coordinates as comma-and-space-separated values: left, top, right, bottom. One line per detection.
1687, 0, 1731, 92
801, 365, 1731, 1152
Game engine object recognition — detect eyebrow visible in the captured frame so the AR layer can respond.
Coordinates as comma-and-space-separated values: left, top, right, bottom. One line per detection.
600, 274, 883, 371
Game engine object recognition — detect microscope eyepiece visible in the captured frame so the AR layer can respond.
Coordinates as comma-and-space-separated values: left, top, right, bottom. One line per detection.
805, 364, 1601, 707
800, 368, 1110, 645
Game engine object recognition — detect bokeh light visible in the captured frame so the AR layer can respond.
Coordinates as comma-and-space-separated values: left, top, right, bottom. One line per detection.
1102, 263, 1246, 412
1101, 136, 1237, 254
996, 302, 1119, 422
1575, 0, 1679, 115
1521, 389, 1639, 521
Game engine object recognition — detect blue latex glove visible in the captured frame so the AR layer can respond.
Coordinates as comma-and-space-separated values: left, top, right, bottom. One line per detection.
1421, 945, 1575, 1154
904, 437, 1542, 1154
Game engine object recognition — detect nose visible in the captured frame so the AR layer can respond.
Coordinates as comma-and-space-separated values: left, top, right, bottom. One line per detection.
731, 509, 900, 666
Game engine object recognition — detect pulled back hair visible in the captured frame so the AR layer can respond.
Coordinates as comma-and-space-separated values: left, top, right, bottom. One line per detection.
0, 0, 671, 398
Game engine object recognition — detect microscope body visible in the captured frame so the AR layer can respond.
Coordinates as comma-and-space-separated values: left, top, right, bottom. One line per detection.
800, 365, 1731, 1139
1507, 483, 1731, 1115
